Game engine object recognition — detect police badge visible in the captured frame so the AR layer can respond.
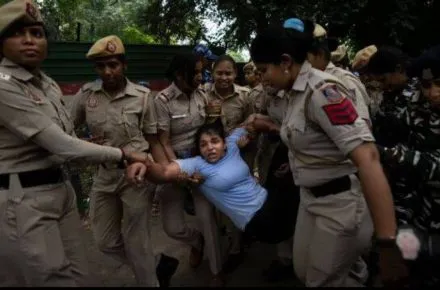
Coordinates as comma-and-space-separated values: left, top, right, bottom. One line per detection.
26, 2, 38, 20
106, 41, 116, 53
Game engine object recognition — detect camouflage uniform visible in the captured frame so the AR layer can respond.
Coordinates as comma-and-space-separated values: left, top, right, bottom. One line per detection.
378, 88, 440, 287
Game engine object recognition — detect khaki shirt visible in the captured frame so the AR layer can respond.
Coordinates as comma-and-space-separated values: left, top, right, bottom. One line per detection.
70, 79, 156, 154
249, 83, 270, 114
280, 61, 374, 187
206, 84, 254, 133
325, 62, 371, 122
267, 90, 288, 126
154, 82, 207, 152
0, 58, 73, 174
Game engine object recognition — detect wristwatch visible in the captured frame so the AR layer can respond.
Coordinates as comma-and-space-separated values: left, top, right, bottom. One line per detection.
118, 148, 128, 169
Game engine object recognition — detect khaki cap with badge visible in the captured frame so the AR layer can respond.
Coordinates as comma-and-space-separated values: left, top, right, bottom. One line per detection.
0, 0, 43, 37
313, 23, 327, 38
86, 35, 125, 60
352, 45, 378, 71
331, 45, 348, 63
243, 61, 257, 72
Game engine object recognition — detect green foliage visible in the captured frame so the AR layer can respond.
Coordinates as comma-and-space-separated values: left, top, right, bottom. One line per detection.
11, 0, 437, 56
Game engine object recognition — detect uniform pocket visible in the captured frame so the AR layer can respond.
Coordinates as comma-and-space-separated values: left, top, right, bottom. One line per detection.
122, 107, 142, 139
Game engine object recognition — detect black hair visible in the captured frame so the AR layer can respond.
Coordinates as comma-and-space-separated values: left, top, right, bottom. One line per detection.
165, 53, 199, 85
212, 54, 238, 72
250, 22, 314, 65
407, 45, 440, 79
366, 46, 409, 75
194, 119, 226, 156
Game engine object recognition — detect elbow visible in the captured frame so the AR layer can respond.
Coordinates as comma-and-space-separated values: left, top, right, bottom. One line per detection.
350, 142, 381, 170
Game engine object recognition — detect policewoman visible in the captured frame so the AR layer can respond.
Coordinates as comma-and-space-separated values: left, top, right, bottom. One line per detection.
248, 23, 406, 286
283, 18, 371, 126
154, 53, 224, 286
70, 36, 177, 287
0, 0, 146, 286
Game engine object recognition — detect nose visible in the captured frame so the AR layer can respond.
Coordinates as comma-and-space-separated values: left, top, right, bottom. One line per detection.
22, 31, 34, 44
103, 66, 112, 76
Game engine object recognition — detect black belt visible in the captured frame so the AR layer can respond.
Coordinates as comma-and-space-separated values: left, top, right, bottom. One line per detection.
0, 168, 63, 190
308, 175, 354, 198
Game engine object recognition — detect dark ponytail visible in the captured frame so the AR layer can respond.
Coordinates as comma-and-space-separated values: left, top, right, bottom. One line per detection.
250, 23, 313, 65
165, 53, 199, 85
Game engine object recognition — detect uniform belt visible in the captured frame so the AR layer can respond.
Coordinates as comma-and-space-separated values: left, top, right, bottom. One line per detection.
0, 168, 63, 190
308, 174, 354, 198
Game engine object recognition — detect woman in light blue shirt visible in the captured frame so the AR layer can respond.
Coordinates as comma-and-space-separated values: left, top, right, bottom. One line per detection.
127, 121, 296, 244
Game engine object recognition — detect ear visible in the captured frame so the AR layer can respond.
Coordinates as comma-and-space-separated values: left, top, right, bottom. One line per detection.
280, 54, 294, 71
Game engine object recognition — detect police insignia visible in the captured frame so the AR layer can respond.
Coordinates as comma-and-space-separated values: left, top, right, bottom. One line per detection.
106, 41, 116, 53
322, 98, 358, 125
26, 2, 37, 20
87, 95, 98, 108
0, 72, 10, 81
321, 84, 344, 103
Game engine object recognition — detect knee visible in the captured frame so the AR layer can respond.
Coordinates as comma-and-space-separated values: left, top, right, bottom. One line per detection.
162, 220, 188, 239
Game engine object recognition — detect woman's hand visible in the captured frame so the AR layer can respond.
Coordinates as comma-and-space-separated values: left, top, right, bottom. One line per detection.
237, 135, 251, 148
125, 151, 149, 164
126, 162, 148, 184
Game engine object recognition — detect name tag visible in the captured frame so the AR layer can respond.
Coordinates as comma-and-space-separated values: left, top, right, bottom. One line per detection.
171, 114, 187, 119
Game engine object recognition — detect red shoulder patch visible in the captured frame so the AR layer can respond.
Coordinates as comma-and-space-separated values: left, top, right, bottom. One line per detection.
322, 98, 358, 125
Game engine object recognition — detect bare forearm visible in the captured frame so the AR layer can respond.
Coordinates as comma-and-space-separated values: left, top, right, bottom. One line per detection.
358, 160, 397, 238
145, 161, 174, 184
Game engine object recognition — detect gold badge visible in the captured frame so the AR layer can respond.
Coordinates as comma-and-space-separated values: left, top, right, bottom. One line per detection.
106, 41, 116, 53
422, 68, 434, 81
87, 95, 98, 108
26, 2, 38, 20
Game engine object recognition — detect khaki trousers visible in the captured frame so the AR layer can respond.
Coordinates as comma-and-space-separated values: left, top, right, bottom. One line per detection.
0, 173, 89, 286
158, 183, 222, 274
90, 166, 158, 287
293, 175, 373, 287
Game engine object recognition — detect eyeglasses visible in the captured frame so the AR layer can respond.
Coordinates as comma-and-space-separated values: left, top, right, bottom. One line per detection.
421, 78, 440, 89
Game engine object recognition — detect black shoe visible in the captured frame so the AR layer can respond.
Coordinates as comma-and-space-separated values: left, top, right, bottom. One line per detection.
262, 260, 294, 283
222, 252, 246, 274
156, 254, 179, 287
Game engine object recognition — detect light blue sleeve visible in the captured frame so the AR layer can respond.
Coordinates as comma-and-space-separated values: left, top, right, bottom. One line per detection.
175, 157, 202, 175
227, 127, 248, 144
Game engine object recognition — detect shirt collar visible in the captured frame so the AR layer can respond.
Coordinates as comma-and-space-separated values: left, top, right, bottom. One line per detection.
292, 61, 312, 92
211, 83, 239, 99
90, 78, 140, 98
0, 58, 42, 82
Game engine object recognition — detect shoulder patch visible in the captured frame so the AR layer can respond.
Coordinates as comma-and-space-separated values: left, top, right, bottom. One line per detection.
156, 92, 169, 103
322, 98, 358, 125
135, 85, 150, 94
81, 82, 95, 92
319, 84, 345, 103
0, 72, 11, 81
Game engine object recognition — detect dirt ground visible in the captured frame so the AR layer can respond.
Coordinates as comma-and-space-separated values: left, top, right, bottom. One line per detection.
82, 211, 301, 287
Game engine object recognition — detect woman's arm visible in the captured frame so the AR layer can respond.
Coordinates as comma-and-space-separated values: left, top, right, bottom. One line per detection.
350, 143, 397, 239
127, 160, 184, 184
145, 133, 170, 165
157, 129, 178, 163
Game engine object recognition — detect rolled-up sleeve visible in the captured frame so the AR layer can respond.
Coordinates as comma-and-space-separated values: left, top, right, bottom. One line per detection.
154, 95, 170, 132
0, 79, 53, 140
309, 84, 375, 156
143, 93, 158, 135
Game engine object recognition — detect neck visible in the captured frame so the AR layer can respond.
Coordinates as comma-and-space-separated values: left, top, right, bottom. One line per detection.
175, 82, 194, 96
215, 85, 234, 97
249, 82, 260, 89
286, 63, 303, 90
103, 78, 126, 97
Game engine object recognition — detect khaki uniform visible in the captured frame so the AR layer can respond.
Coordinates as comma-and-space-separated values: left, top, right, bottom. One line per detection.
154, 82, 222, 275
280, 61, 373, 286
206, 83, 254, 133
249, 83, 270, 114
264, 90, 296, 262
325, 62, 371, 123
70, 79, 159, 286
0, 56, 89, 286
